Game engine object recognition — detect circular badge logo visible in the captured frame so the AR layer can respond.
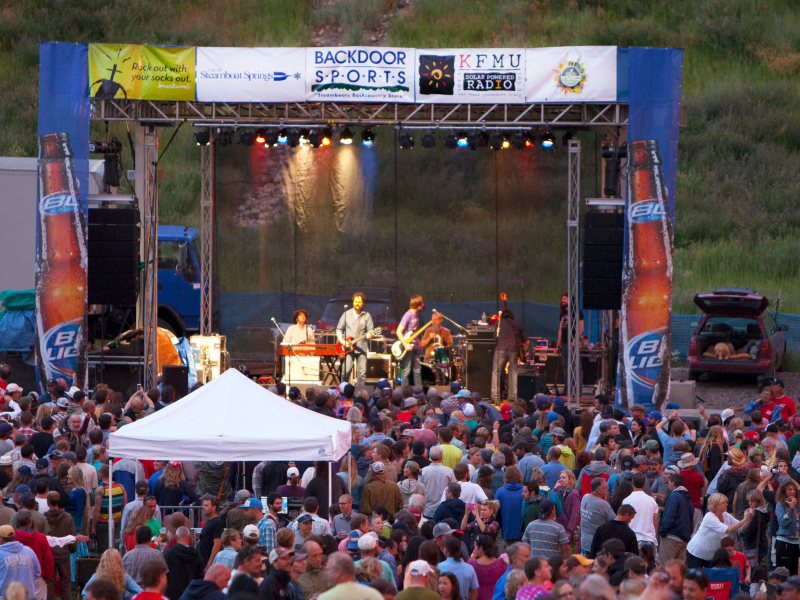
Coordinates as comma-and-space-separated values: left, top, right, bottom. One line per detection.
553, 60, 588, 95
559, 66, 582, 89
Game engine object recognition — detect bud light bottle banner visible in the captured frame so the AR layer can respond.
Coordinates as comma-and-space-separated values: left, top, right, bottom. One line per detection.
617, 140, 673, 413
36, 133, 88, 391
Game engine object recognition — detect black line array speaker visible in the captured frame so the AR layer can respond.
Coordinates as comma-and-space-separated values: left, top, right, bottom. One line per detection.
163, 365, 189, 399
583, 212, 624, 310
88, 209, 139, 305
465, 341, 494, 400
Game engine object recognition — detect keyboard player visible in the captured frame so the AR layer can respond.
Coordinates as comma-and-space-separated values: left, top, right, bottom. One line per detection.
284, 310, 315, 345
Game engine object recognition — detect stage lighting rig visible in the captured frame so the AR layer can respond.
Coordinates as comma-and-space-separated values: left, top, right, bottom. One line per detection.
321, 127, 333, 146
287, 129, 301, 148
422, 132, 436, 148
254, 128, 267, 145
194, 129, 210, 146
467, 132, 480, 150
238, 130, 255, 146
444, 132, 458, 149
478, 131, 489, 148
489, 132, 503, 150
399, 131, 414, 149
277, 128, 288, 144
264, 129, 279, 147
340, 127, 354, 145
361, 127, 375, 147
309, 130, 322, 148
601, 142, 627, 197
541, 131, 555, 148
511, 131, 528, 150
299, 129, 311, 145
562, 130, 574, 146
215, 129, 233, 146
456, 131, 469, 148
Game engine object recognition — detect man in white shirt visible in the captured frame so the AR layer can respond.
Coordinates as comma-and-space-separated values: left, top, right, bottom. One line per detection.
444, 464, 487, 506
621, 473, 658, 547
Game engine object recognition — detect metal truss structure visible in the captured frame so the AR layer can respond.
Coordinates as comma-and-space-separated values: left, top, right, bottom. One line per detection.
91, 101, 625, 390
91, 99, 628, 128
567, 140, 582, 407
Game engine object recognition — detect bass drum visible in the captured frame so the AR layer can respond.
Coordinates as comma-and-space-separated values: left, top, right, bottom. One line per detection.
432, 345, 451, 367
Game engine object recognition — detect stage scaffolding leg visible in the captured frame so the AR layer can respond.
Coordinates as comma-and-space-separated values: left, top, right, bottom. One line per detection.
200, 133, 215, 335
567, 140, 581, 408
142, 127, 159, 389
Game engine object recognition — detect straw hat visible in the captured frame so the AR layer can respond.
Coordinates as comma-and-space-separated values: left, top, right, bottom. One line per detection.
726, 446, 745, 467
677, 453, 700, 469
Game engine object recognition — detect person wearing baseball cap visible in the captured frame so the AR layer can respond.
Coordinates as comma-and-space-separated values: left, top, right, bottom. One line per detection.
262, 547, 295, 600
360, 462, 403, 518
397, 559, 437, 600
771, 379, 795, 421
0, 522, 40, 597
275, 467, 305, 498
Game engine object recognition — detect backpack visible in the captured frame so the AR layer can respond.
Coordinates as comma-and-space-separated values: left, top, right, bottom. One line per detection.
580, 472, 610, 497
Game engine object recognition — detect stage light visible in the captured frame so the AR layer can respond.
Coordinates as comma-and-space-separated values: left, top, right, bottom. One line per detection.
478, 131, 489, 148
511, 131, 527, 150
562, 130, 574, 146
194, 129, 210, 146
264, 129, 279, 147
287, 129, 301, 148
254, 128, 267, 145
361, 127, 375, 147
340, 127, 354, 145
489, 132, 503, 150
277, 128, 288, 144
215, 129, 233, 147
308, 130, 322, 148
444, 133, 458, 149
399, 131, 414, 149
541, 131, 555, 148
422, 132, 436, 148
321, 127, 333, 146
523, 131, 534, 148
238, 129, 255, 146
467, 133, 480, 151
299, 129, 311, 145
456, 131, 469, 148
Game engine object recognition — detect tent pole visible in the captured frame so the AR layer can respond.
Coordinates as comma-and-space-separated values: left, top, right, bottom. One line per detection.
108, 458, 114, 551
328, 461, 332, 523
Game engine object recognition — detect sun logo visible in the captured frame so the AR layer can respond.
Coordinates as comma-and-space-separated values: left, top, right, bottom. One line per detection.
553, 59, 588, 95
418, 55, 455, 96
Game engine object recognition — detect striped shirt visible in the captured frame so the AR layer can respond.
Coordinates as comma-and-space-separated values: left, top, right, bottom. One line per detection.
98, 483, 125, 523
522, 518, 569, 558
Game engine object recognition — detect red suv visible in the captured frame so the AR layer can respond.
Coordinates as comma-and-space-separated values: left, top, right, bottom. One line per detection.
687, 287, 788, 380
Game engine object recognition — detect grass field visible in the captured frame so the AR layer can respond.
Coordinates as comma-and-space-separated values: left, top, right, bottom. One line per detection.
3, 0, 800, 315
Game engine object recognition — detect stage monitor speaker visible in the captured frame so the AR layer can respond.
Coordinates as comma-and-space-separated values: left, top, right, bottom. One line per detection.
88, 209, 140, 306
583, 211, 624, 310
163, 365, 189, 399
465, 341, 494, 400
365, 355, 390, 380
518, 373, 547, 401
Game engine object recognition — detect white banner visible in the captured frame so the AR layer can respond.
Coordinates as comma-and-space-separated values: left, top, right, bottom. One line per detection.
413, 49, 526, 104
306, 47, 414, 102
195, 47, 306, 102
526, 46, 617, 103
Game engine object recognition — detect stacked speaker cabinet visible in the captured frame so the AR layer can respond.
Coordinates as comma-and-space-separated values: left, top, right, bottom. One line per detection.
88, 209, 140, 306
465, 341, 494, 400
582, 212, 624, 310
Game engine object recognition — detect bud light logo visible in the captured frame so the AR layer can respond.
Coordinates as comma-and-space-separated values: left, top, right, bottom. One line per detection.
41, 318, 82, 382
628, 199, 666, 223
624, 327, 667, 390
41, 193, 79, 215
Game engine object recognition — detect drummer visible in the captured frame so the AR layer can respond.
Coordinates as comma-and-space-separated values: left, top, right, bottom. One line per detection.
421, 311, 453, 360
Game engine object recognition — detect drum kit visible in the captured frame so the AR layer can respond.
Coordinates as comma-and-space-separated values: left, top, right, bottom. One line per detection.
420, 335, 466, 386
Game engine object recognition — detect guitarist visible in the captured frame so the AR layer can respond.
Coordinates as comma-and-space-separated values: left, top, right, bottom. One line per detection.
336, 292, 375, 385
396, 295, 425, 386
491, 309, 528, 403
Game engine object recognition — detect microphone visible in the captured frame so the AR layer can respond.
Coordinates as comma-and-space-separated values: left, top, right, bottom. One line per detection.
432, 309, 438, 313
271, 317, 278, 324
344, 304, 349, 310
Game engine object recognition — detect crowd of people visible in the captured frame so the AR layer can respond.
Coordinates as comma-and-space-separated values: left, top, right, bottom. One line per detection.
0, 365, 799, 600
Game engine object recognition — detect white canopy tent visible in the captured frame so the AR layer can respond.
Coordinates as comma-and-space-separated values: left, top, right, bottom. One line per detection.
105, 368, 351, 547
108, 367, 351, 461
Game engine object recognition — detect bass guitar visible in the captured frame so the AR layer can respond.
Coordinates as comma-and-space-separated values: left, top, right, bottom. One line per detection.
500, 292, 527, 363
336, 327, 382, 360
391, 319, 434, 360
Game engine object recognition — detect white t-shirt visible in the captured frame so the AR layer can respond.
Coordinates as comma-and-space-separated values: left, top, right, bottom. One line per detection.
686, 510, 738, 560
622, 490, 659, 544
441, 480, 487, 505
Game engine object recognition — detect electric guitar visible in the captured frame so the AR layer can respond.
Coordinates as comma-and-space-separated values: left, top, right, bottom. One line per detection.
391, 319, 434, 360
336, 327, 381, 359
500, 292, 527, 363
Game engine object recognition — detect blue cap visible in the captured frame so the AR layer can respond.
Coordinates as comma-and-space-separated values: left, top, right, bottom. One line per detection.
376, 379, 391, 390
15, 484, 30, 494
346, 530, 360, 551
547, 411, 559, 423
288, 387, 301, 400
455, 389, 470, 398
666, 402, 680, 410
648, 411, 662, 421
553, 396, 565, 407
450, 381, 462, 393
242, 498, 263, 510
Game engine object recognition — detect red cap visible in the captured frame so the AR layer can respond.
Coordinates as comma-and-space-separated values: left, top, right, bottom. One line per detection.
743, 430, 759, 442
409, 507, 422, 519
500, 403, 512, 418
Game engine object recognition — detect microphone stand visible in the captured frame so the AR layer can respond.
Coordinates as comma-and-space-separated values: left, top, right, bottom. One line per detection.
449, 294, 485, 315
432, 309, 469, 333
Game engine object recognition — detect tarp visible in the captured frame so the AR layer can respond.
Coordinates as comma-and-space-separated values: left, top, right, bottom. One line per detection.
108, 368, 351, 462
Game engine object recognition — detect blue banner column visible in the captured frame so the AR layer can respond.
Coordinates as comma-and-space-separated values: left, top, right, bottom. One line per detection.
615, 47, 683, 412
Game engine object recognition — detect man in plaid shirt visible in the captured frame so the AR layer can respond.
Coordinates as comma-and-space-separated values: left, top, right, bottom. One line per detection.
18, 413, 36, 442
257, 510, 277, 555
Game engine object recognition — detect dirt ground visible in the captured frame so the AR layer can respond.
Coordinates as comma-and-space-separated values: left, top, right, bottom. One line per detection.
671, 367, 800, 414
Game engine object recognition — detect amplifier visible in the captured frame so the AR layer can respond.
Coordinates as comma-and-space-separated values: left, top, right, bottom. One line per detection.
366, 354, 391, 381
518, 373, 547, 401
163, 365, 189, 399
466, 326, 495, 341
465, 341, 494, 399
